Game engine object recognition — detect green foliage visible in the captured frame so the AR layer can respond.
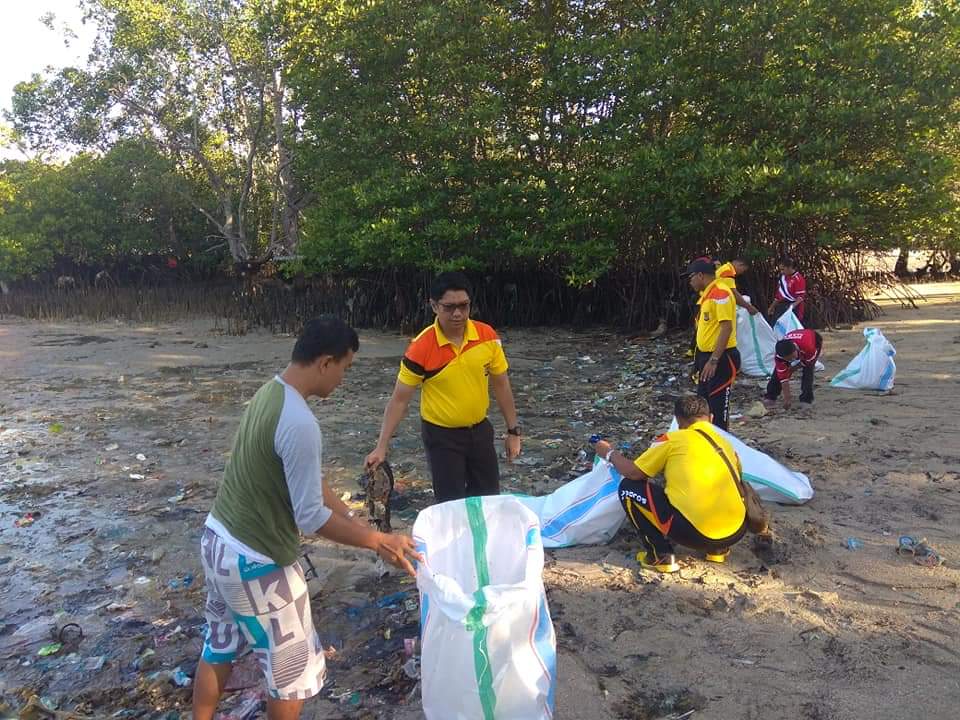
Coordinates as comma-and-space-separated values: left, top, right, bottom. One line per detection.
0, 140, 216, 279
2, 0, 960, 291
286, 0, 960, 282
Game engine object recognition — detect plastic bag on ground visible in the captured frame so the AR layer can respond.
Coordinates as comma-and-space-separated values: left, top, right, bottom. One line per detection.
668, 419, 814, 505
737, 308, 778, 377
829, 327, 896, 391
413, 495, 556, 720
515, 459, 624, 548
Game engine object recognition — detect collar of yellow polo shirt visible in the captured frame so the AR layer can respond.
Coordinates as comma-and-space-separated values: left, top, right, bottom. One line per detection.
397, 318, 509, 428
633, 420, 746, 539
696, 278, 737, 352
715, 261, 737, 290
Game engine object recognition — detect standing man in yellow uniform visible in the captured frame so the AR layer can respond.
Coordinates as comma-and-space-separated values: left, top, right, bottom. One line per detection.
685, 258, 741, 430
365, 272, 522, 503
593, 396, 747, 572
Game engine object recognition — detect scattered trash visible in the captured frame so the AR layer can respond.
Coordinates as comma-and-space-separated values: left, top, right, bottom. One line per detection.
746, 401, 767, 418
403, 638, 417, 657
129, 473, 145, 480
172, 667, 192, 687
218, 690, 265, 720
133, 648, 157, 671
48, 422, 64, 434
897, 536, 944, 567
168, 574, 194, 590
135, 453, 147, 462
151, 549, 166, 562
105, 601, 136, 612
844, 537, 863, 550
167, 492, 186, 503
105, 442, 120, 451
402, 657, 420, 679
14, 511, 40, 528
37, 643, 62, 657
83, 655, 106, 671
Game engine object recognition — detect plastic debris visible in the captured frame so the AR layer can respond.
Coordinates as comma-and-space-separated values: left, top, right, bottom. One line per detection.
403, 637, 417, 657
83, 656, 106, 671
129, 473, 145, 480
897, 536, 944, 567
844, 537, 863, 550
746, 401, 767, 418
37, 643, 62, 656
135, 453, 147, 461
14, 512, 39, 528
48, 423, 64, 434
168, 574, 194, 590
105, 443, 120, 451
402, 657, 420, 679
172, 667, 192, 687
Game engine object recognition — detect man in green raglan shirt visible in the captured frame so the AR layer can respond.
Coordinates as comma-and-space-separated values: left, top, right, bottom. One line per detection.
192, 317, 419, 720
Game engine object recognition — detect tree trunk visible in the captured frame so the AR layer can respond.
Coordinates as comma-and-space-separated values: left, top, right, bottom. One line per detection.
273, 70, 300, 256
894, 248, 909, 276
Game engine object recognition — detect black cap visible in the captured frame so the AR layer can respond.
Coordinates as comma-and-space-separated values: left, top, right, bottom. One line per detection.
682, 258, 716, 276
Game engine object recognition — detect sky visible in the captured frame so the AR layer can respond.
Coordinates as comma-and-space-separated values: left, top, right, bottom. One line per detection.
1, 1, 96, 157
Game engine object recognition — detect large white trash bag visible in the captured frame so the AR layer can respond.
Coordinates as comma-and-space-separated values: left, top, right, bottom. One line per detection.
737, 308, 778, 377
414, 496, 556, 720
829, 327, 896, 391
773, 307, 804, 338
516, 459, 624, 548
669, 419, 814, 504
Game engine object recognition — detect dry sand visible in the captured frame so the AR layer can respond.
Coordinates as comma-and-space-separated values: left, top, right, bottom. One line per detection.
0, 282, 958, 719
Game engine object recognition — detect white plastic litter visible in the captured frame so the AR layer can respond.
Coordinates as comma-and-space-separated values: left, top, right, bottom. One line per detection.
516, 460, 624, 548
668, 419, 814, 505
737, 308, 778, 377
829, 327, 897, 391
414, 496, 556, 720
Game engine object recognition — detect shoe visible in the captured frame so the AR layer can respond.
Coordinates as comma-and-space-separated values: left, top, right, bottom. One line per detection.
705, 549, 730, 563
636, 550, 679, 573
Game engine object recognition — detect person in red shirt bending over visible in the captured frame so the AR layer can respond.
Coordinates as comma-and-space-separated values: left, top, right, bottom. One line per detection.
768, 256, 807, 322
763, 329, 823, 409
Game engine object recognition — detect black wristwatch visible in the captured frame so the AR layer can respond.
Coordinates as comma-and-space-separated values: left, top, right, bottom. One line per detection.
507, 425, 522, 437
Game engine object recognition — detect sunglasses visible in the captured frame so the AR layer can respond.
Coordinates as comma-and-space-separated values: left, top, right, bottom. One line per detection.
436, 301, 471, 313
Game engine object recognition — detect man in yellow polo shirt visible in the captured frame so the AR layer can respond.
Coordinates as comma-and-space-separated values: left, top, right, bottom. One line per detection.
365, 272, 521, 502
593, 396, 747, 572
685, 257, 741, 429
715, 258, 759, 315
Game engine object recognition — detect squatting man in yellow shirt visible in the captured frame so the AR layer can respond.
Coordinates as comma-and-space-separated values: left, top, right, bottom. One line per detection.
593, 396, 747, 573
365, 272, 522, 503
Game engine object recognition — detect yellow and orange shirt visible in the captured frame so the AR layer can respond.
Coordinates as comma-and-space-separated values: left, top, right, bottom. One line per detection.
696, 279, 737, 352
715, 261, 737, 291
397, 319, 508, 428
633, 421, 746, 539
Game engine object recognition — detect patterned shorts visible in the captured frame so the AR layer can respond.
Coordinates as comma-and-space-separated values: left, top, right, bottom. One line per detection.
199, 528, 326, 700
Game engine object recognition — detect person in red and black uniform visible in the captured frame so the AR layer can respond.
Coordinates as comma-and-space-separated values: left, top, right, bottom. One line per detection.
768, 256, 807, 323
763, 328, 823, 408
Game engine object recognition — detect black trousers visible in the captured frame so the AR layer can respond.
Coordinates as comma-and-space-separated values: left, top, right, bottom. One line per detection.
765, 332, 822, 403
618, 478, 747, 556
695, 348, 741, 430
421, 418, 501, 503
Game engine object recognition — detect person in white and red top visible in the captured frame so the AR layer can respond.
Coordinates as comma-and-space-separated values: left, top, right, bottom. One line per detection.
763, 328, 823, 408
768, 256, 807, 322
